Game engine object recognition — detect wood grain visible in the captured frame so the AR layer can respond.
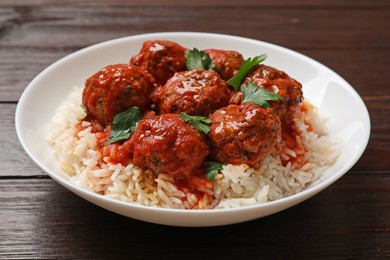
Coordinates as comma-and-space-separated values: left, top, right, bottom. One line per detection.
1, 0, 390, 7
1, 5, 388, 49
0, 104, 45, 177
1, 5, 389, 101
0, 177, 389, 259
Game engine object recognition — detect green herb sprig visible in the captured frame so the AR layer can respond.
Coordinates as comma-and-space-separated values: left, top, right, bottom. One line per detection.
104, 107, 142, 145
205, 162, 224, 181
178, 112, 212, 134
241, 82, 283, 108
227, 54, 267, 90
184, 48, 217, 71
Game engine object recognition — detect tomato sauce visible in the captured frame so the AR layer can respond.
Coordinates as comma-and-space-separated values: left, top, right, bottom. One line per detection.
280, 103, 314, 167
174, 169, 212, 201
78, 40, 309, 205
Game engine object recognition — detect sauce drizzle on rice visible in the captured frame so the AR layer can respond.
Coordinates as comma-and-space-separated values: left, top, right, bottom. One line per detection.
49, 41, 339, 209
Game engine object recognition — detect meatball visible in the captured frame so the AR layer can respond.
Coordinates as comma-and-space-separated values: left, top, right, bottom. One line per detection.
130, 40, 187, 86
82, 64, 153, 126
244, 64, 303, 122
208, 103, 281, 168
129, 114, 209, 179
155, 69, 231, 116
204, 49, 244, 81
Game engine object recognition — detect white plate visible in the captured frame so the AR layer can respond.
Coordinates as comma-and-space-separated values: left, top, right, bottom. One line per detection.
15, 32, 370, 227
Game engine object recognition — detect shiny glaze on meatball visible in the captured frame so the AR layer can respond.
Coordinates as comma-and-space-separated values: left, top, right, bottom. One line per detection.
204, 49, 244, 81
208, 102, 281, 168
130, 40, 187, 86
82, 64, 153, 126
244, 64, 303, 122
129, 114, 209, 179
154, 69, 231, 116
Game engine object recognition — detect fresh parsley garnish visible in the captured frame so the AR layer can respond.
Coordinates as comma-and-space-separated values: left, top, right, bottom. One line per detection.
227, 54, 267, 90
205, 162, 224, 181
79, 104, 87, 121
80, 104, 87, 113
184, 48, 217, 71
104, 107, 142, 145
178, 112, 212, 134
241, 82, 283, 108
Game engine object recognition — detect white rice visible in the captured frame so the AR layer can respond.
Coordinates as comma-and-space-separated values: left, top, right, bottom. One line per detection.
49, 87, 339, 209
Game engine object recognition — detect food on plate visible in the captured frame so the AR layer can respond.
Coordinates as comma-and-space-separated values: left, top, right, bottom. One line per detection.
129, 113, 209, 180
153, 69, 231, 116
50, 40, 339, 209
204, 49, 244, 81
208, 102, 281, 168
244, 64, 303, 123
130, 40, 187, 86
82, 64, 153, 126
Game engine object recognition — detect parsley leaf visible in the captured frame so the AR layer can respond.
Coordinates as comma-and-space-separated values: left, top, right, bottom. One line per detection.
104, 107, 142, 145
227, 54, 267, 90
205, 162, 224, 181
178, 112, 212, 134
184, 48, 217, 71
80, 104, 87, 113
241, 82, 283, 108
78, 104, 87, 121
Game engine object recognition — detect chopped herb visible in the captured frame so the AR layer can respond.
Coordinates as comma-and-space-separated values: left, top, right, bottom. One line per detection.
179, 112, 212, 134
104, 107, 142, 145
78, 104, 87, 121
80, 104, 87, 113
205, 162, 224, 181
241, 82, 283, 108
184, 48, 217, 71
227, 54, 267, 90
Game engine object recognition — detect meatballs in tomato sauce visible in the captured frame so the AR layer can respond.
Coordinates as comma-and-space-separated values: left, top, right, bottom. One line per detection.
208, 103, 281, 168
244, 64, 303, 122
129, 114, 209, 179
82, 64, 153, 126
130, 40, 187, 86
204, 49, 244, 81
155, 69, 231, 116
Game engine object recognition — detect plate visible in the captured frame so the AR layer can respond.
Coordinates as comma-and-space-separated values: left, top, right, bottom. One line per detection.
15, 32, 370, 227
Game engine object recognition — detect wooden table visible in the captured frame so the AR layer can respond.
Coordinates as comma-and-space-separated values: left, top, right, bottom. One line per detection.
1, 0, 389, 258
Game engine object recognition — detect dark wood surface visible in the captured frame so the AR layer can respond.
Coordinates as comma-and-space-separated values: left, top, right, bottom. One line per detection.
1, 0, 389, 258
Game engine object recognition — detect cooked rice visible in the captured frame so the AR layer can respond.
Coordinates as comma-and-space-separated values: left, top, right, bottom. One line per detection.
49, 87, 339, 209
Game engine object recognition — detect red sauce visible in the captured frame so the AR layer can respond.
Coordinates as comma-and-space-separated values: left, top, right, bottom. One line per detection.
82, 64, 153, 127
88, 125, 134, 166
78, 40, 311, 207
95, 127, 110, 148
280, 103, 314, 167
281, 123, 305, 167
174, 168, 212, 201
88, 113, 210, 202
75, 118, 104, 135
301, 101, 314, 132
